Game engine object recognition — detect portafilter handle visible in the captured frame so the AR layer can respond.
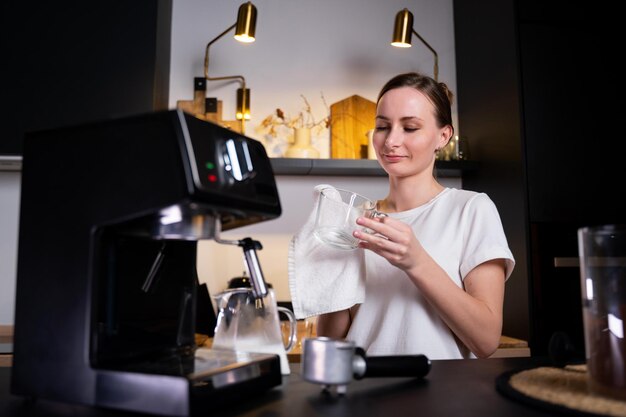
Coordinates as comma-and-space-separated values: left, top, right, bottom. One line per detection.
352, 347, 431, 379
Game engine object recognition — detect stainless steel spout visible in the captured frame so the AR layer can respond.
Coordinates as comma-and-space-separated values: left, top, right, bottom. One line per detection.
213, 218, 269, 299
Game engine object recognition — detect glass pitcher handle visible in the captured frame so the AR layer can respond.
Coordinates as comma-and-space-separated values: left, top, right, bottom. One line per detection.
277, 306, 297, 352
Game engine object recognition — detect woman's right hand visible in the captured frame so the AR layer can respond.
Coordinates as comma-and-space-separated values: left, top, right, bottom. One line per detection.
354, 215, 426, 275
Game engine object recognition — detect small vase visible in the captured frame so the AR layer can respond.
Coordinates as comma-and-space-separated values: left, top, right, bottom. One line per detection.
285, 127, 319, 158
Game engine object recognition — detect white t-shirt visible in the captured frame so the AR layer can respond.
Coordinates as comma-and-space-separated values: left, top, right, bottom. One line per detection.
346, 188, 515, 359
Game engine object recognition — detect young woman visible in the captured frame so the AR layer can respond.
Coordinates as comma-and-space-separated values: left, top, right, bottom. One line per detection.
316, 72, 515, 359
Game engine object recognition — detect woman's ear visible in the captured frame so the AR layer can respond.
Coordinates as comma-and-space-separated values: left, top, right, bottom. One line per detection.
438, 125, 453, 150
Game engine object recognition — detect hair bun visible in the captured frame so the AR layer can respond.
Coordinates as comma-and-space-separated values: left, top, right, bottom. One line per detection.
438, 82, 454, 104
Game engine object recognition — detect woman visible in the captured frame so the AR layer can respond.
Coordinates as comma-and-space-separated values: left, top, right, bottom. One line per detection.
316, 72, 515, 359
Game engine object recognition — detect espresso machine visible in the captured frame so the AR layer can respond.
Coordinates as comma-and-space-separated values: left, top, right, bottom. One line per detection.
11, 110, 283, 416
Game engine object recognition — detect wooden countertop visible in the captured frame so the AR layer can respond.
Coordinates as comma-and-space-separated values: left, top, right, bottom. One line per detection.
0, 322, 530, 368
200, 320, 530, 362
284, 321, 530, 362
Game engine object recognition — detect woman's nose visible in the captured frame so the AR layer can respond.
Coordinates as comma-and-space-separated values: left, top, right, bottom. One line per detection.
384, 127, 402, 148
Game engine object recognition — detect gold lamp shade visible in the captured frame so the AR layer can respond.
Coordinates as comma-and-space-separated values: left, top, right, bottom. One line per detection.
236, 88, 251, 120
392, 8, 413, 48
234, 2, 257, 43
390, 7, 439, 81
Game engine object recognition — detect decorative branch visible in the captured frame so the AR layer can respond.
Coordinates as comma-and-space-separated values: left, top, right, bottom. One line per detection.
255, 93, 330, 137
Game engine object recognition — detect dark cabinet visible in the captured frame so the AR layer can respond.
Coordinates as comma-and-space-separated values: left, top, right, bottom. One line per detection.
454, 0, 623, 355
0, 1, 172, 156
518, 10, 621, 225
519, 8, 622, 356
527, 222, 585, 359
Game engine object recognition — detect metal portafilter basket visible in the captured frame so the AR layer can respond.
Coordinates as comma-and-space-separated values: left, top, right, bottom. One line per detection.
301, 337, 431, 394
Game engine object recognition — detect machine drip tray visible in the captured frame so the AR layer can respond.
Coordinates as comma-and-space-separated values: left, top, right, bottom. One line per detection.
95, 348, 283, 415
189, 349, 283, 411
98, 347, 280, 378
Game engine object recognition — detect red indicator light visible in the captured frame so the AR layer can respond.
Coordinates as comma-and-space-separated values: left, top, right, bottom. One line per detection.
208, 174, 217, 183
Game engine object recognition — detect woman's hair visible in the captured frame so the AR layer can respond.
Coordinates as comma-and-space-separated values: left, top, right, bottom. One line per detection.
377, 72, 454, 132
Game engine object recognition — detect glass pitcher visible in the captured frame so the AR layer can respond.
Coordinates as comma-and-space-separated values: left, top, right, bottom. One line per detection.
212, 286, 296, 375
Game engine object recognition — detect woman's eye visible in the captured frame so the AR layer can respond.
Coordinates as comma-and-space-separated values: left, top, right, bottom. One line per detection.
404, 127, 418, 132
375, 126, 389, 131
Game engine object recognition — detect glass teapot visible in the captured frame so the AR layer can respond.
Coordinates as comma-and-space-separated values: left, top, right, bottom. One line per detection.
212, 277, 297, 375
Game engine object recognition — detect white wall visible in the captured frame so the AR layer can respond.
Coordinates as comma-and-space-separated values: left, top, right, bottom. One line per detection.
0, 172, 20, 325
169, 0, 459, 143
169, 0, 459, 301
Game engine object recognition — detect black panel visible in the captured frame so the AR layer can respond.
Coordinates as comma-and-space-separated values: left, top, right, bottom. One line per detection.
0, 0, 172, 156
527, 223, 585, 357
518, 15, 622, 224
93, 236, 198, 368
454, 0, 623, 354
517, 1, 622, 355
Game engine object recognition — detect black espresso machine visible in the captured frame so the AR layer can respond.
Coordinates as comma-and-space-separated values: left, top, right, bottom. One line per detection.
11, 109, 283, 416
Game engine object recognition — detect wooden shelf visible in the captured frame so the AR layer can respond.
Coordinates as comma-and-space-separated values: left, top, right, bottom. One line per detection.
270, 158, 479, 177
3, 155, 479, 178
0, 155, 22, 172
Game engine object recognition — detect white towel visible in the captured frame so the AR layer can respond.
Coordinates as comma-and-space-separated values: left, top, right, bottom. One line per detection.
288, 184, 366, 319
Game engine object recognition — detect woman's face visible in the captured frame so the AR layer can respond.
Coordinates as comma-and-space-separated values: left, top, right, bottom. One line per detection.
373, 86, 451, 178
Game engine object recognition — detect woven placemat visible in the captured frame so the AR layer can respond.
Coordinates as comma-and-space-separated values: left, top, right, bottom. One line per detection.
496, 365, 626, 416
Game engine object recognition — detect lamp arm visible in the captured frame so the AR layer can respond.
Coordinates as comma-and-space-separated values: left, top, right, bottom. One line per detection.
412, 29, 439, 82
204, 23, 235, 80
205, 73, 246, 85
203, 23, 248, 133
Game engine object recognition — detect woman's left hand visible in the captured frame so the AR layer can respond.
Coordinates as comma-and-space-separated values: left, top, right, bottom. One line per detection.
353, 216, 424, 272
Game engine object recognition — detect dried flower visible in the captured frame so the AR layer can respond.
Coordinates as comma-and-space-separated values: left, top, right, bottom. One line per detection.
255, 93, 330, 137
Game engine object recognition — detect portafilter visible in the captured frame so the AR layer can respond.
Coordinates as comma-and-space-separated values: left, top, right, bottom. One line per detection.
301, 337, 431, 394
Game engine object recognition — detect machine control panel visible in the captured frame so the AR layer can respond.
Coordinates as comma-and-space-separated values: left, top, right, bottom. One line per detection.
179, 112, 279, 212
194, 137, 254, 187
222, 138, 255, 182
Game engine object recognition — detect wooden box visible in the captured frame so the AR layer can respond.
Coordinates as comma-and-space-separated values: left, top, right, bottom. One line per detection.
330, 95, 376, 159
176, 98, 243, 134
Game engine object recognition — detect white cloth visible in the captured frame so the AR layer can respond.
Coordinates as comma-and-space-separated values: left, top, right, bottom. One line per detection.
346, 188, 515, 359
288, 184, 366, 318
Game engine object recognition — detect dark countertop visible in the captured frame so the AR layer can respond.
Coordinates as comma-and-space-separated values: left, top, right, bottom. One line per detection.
0, 357, 556, 417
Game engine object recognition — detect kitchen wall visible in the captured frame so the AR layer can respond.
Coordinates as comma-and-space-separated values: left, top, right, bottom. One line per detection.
168, 0, 460, 301
0, 0, 459, 325
169, 0, 458, 143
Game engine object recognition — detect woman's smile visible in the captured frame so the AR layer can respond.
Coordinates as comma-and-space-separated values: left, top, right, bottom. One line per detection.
382, 153, 407, 163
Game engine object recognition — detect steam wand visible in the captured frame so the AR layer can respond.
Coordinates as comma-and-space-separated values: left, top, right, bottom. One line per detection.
213, 218, 269, 299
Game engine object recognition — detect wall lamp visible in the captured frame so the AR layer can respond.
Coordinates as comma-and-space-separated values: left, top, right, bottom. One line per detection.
391, 8, 439, 82
204, 1, 257, 132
